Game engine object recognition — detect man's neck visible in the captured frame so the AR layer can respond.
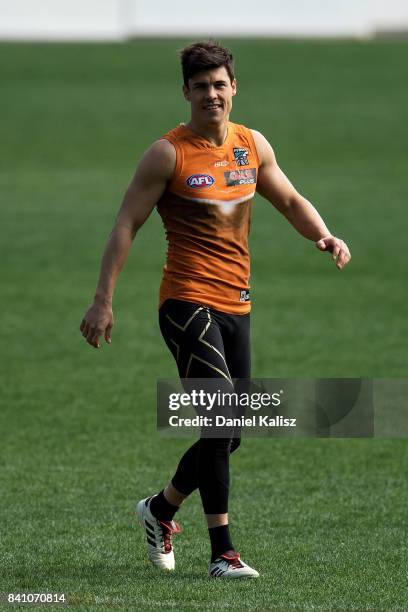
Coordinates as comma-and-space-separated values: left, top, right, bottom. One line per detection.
185, 118, 229, 147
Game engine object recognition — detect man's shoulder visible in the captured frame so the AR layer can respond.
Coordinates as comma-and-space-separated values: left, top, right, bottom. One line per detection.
138, 138, 176, 181
229, 120, 247, 130
229, 122, 263, 147
229, 121, 255, 135
144, 138, 176, 163
230, 123, 261, 140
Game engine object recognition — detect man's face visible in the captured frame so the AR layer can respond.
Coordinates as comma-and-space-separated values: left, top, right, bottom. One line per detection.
183, 66, 237, 124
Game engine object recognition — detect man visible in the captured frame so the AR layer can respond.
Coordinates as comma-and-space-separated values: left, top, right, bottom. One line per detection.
80, 41, 351, 579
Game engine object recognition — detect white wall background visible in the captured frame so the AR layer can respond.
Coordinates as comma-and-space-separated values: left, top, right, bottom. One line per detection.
1, 0, 408, 41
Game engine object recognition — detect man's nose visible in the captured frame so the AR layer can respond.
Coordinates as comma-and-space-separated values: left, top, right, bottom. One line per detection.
206, 85, 217, 99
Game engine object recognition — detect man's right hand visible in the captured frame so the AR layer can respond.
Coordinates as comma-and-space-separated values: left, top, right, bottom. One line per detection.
80, 300, 114, 349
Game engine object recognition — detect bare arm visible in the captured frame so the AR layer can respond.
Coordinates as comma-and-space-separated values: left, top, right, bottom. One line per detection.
80, 139, 176, 348
252, 129, 351, 268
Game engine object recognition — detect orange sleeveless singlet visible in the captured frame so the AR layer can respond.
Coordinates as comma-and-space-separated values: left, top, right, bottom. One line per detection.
157, 121, 260, 315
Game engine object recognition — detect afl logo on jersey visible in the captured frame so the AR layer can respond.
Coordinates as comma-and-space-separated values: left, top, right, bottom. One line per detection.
186, 174, 215, 188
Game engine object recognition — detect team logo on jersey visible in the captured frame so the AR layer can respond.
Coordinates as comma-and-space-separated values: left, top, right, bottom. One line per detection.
224, 168, 257, 186
186, 174, 215, 188
233, 148, 249, 166
240, 289, 250, 302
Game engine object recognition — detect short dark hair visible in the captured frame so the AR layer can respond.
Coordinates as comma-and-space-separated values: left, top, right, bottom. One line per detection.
180, 41, 235, 86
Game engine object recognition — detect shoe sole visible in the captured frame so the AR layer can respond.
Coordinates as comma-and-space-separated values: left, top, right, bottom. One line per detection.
209, 572, 259, 579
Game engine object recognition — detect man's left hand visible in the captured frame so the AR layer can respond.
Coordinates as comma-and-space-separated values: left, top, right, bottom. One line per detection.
316, 236, 351, 269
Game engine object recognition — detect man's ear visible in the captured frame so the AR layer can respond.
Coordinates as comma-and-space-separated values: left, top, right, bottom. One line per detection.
232, 79, 237, 97
183, 84, 191, 101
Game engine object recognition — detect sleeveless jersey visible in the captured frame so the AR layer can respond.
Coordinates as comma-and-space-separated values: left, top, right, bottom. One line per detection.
157, 121, 259, 314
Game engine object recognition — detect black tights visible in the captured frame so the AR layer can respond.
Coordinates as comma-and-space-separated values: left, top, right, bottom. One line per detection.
159, 299, 250, 514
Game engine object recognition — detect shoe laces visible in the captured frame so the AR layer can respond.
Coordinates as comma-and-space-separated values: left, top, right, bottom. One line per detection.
220, 551, 243, 568
159, 520, 182, 553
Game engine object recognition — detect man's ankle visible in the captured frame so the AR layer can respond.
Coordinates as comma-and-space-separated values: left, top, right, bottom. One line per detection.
208, 524, 234, 561
150, 490, 179, 521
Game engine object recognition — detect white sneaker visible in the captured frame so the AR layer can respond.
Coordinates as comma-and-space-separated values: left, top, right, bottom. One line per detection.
209, 551, 259, 578
136, 496, 182, 571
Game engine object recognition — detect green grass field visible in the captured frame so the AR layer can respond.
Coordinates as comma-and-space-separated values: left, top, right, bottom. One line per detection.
1, 40, 407, 610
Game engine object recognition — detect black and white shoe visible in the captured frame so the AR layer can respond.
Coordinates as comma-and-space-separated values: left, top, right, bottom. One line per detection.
136, 496, 182, 571
209, 551, 259, 578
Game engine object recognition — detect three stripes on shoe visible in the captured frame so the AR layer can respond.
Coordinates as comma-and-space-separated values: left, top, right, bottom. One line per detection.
210, 553, 244, 576
143, 499, 181, 553
210, 565, 227, 577
145, 518, 159, 549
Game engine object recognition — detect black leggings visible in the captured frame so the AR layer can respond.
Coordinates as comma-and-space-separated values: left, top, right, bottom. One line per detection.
159, 298, 250, 514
